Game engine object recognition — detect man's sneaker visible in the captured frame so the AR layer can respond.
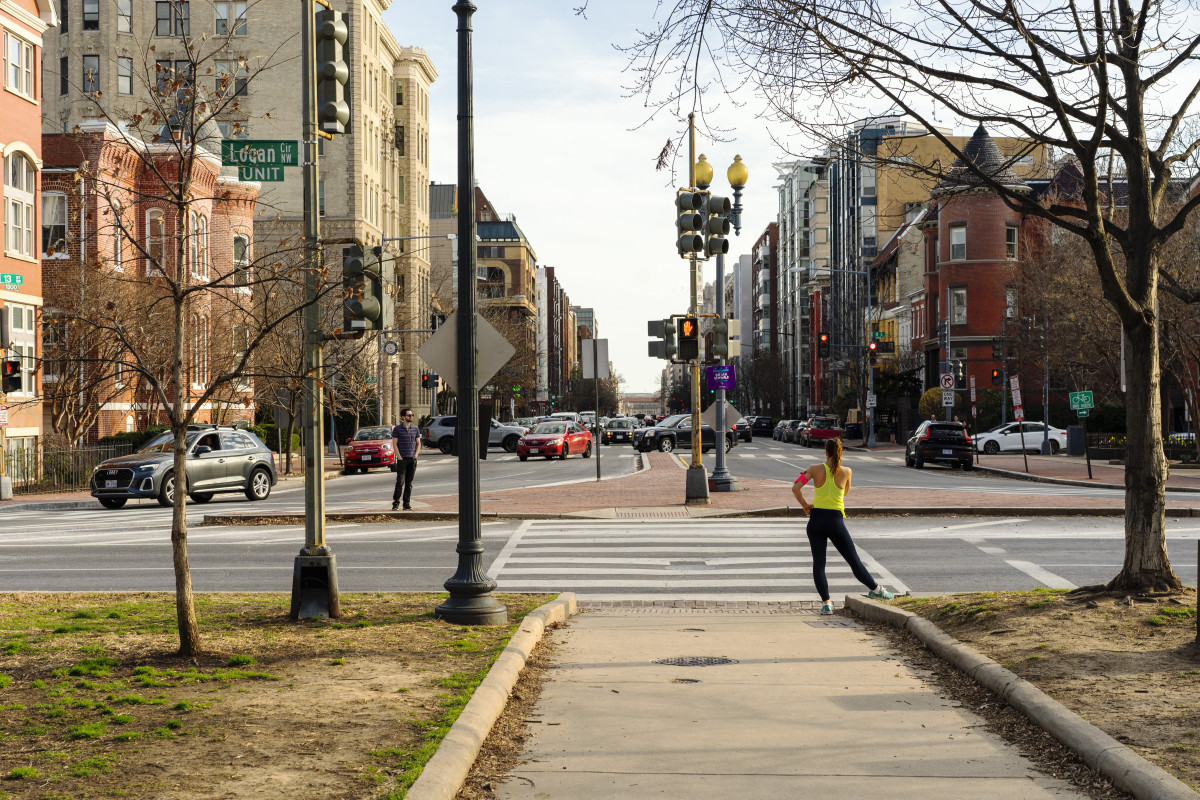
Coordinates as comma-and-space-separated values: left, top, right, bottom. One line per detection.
867, 586, 894, 601
403, 505, 412, 511
820, 602, 834, 615
391, 503, 400, 511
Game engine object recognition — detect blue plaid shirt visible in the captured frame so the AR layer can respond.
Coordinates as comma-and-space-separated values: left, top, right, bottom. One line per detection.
391, 423, 420, 458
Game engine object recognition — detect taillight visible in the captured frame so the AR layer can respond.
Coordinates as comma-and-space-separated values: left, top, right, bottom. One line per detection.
963, 434, 972, 444
919, 431, 931, 441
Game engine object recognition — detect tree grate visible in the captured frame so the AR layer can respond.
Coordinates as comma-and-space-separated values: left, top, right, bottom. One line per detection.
652, 656, 738, 667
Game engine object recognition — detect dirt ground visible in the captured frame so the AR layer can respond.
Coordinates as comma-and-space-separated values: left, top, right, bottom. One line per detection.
0, 592, 551, 800
455, 588, 1200, 800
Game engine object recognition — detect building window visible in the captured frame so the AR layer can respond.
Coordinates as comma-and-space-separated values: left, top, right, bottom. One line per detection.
117, 57, 132, 94
42, 193, 67, 258
1006, 287, 1018, 320
189, 213, 208, 279
5, 154, 35, 259
82, 54, 99, 93
5, 33, 35, 98
215, 1, 246, 35
60, 0, 67, 32
950, 287, 967, 325
59, 56, 68, 95
318, 180, 325, 215
156, 59, 192, 93
191, 313, 208, 387
146, 209, 165, 273
156, 1, 188, 36
82, 0, 98, 29
394, 78, 403, 105
117, 0, 132, 32
216, 59, 247, 96
1006, 225, 1019, 259
478, 246, 505, 258
394, 125, 404, 155
112, 201, 124, 271
6, 302, 36, 395
233, 234, 249, 287
949, 225, 966, 260
397, 176, 404, 205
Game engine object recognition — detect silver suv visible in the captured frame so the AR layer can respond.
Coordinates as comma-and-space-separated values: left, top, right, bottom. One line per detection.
421, 416, 529, 454
90, 426, 277, 509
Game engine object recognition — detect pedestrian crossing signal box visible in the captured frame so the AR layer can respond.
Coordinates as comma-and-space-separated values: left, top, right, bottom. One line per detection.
678, 316, 700, 361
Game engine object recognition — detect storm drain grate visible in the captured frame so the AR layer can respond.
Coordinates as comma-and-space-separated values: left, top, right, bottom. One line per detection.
652, 656, 738, 667
616, 510, 690, 519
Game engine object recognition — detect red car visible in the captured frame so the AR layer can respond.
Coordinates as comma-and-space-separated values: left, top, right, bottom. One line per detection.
801, 417, 843, 447
517, 421, 593, 461
343, 426, 397, 473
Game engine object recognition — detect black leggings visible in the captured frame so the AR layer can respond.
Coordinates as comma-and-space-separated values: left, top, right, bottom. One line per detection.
805, 508, 877, 602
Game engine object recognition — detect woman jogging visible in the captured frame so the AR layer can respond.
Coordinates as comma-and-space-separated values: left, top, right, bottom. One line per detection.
792, 438, 894, 615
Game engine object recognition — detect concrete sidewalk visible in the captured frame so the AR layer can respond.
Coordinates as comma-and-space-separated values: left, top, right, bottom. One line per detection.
482, 607, 1094, 799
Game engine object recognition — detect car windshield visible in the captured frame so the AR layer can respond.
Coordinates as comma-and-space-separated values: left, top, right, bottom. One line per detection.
532, 423, 567, 435
354, 427, 391, 441
610, 420, 634, 429
661, 415, 688, 427
812, 419, 837, 429
138, 431, 202, 453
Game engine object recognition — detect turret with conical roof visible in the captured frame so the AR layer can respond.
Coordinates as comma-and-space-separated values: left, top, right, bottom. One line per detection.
934, 125, 1028, 195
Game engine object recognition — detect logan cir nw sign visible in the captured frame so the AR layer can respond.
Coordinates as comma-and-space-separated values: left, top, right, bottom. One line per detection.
221, 140, 299, 182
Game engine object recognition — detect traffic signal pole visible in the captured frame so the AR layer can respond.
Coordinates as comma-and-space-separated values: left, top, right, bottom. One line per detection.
684, 114, 709, 503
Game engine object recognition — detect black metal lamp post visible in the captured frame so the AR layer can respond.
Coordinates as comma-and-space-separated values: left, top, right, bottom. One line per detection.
437, 0, 507, 626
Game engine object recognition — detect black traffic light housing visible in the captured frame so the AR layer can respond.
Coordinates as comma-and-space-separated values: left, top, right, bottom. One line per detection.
343, 243, 382, 333
647, 318, 678, 360
704, 194, 731, 258
676, 190, 705, 258
678, 315, 700, 361
315, 9, 351, 134
1, 357, 19, 393
711, 317, 729, 360
817, 331, 830, 358
867, 340, 878, 364
992, 337, 1003, 359
992, 368, 1002, 385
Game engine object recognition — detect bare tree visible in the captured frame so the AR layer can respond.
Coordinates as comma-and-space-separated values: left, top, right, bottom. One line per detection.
623, 0, 1200, 592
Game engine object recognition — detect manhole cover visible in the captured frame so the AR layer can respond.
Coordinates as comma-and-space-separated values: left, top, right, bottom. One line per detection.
652, 656, 738, 667
672, 678, 701, 684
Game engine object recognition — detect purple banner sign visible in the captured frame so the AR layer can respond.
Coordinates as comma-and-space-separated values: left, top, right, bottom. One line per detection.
706, 365, 736, 391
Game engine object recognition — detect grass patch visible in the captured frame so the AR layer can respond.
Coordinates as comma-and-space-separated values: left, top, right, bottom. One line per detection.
68, 723, 107, 740
7, 766, 38, 780
225, 655, 254, 667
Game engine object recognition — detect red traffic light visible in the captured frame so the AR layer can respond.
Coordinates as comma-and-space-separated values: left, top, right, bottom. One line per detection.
818, 332, 829, 343
1, 357, 19, 393
867, 341, 878, 352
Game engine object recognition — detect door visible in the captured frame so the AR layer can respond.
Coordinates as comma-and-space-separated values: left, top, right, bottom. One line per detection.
221, 431, 258, 489
188, 432, 227, 492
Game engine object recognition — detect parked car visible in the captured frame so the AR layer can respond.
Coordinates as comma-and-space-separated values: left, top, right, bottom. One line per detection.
773, 419, 792, 441
974, 422, 1067, 454
906, 420, 974, 469
90, 425, 277, 508
602, 417, 639, 445
632, 414, 733, 454
749, 416, 776, 437
421, 416, 529, 454
343, 426, 396, 473
517, 421, 593, 461
733, 418, 753, 443
786, 419, 810, 443
801, 417, 842, 447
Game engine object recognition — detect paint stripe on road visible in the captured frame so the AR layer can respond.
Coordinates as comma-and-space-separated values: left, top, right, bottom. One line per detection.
1004, 559, 1077, 589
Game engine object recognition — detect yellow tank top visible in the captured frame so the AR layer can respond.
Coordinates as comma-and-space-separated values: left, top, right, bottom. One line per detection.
813, 463, 845, 516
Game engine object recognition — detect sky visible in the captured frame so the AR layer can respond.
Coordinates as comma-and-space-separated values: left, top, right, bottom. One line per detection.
380, 1, 796, 395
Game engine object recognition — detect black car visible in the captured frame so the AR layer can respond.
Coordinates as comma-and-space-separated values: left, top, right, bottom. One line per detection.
632, 414, 733, 454
905, 421, 974, 470
90, 425, 278, 508
733, 418, 753, 443
749, 416, 775, 437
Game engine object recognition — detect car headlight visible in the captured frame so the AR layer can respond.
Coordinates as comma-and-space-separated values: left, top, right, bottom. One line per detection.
135, 464, 157, 472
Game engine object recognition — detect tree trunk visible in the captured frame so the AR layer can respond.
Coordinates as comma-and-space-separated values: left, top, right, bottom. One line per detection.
1107, 319, 1182, 592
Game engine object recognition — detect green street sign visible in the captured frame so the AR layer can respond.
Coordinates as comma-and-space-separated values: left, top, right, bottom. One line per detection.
0, 273, 23, 288
222, 139, 299, 167
364, 376, 376, 383
1069, 391, 1094, 411
872, 331, 885, 340
1078, 409, 1090, 417
238, 165, 286, 182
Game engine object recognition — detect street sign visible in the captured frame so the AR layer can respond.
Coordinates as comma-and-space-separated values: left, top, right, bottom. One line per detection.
416, 311, 516, 392
866, 392, 876, 408
941, 390, 955, 407
383, 341, 398, 356
0, 406, 7, 426
221, 139, 299, 167
1010, 375, 1020, 391
971, 405, 977, 417
1014, 405, 1025, 420
1069, 391, 1095, 411
0, 273, 23, 288
1012, 388, 1023, 407
969, 374, 976, 402
939, 373, 955, 390
364, 376, 376, 384
706, 365, 735, 391
1078, 409, 1090, 417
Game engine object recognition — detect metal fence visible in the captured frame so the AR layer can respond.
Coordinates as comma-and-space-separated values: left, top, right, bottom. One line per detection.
4, 443, 137, 496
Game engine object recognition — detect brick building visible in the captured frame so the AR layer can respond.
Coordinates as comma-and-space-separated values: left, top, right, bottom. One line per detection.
40, 123, 258, 441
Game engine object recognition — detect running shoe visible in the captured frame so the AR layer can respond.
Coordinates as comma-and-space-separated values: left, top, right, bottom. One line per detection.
867, 587, 895, 601
820, 602, 834, 615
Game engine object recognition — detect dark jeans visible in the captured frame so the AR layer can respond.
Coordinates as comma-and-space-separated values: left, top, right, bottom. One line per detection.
392, 457, 417, 507
805, 508, 876, 601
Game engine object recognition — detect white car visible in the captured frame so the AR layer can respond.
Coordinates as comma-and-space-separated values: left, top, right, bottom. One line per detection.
975, 422, 1067, 454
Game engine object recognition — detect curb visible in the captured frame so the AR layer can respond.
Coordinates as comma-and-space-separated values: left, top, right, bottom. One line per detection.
405, 592, 578, 800
845, 596, 1200, 800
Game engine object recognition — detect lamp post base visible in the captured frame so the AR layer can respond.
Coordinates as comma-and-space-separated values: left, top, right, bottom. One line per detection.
709, 472, 740, 492
685, 465, 710, 503
436, 591, 508, 626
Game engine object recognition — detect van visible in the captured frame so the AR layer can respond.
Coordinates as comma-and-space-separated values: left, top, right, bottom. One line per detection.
549, 411, 580, 424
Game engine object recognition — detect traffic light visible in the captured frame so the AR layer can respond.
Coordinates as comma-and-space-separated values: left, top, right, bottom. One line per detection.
421, 372, 430, 389
704, 194, 731, 258
867, 340, 878, 364
678, 315, 700, 360
315, 8, 351, 135
343, 243, 381, 333
1, 357, 19, 393
818, 331, 830, 358
676, 190, 705, 258
372, 246, 394, 330
992, 368, 1001, 385
992, 337, 1003, 359
711, 317, 729, 360
647, 319, 677, 360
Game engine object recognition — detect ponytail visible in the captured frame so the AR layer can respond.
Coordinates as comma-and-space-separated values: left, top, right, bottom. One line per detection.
825, 438, 843, 473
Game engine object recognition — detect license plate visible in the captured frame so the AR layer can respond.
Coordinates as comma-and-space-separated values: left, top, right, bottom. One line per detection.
942, 449, 953, 455
530, 448, 540, 454
362, 455, 372, 461
105, 480, 117, 488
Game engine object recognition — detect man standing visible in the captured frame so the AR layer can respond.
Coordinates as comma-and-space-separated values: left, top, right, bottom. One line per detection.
391, 408, 421, 511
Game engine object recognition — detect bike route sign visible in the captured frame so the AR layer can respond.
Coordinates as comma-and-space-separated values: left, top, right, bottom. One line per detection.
1069, 391, 1094, 411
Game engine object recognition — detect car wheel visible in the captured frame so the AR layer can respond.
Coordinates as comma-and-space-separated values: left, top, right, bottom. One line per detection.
583, 442, 592, 458
245, 468, 272, 501
1050, 441, 1060, 455
439, 436, 455, 455
914, 456, 924, 469
98, 497, 127, 510
658, 437, 674, 453
157, 473, 180, 507
962, 460, 974, 471
905, 452, 914, 467
190, 492, 214, 504
518, 454, 528, 462
725, 437, 733, 453
983, 440, 1000, 455
560, 444, 569, 460
503, 435, 520, 453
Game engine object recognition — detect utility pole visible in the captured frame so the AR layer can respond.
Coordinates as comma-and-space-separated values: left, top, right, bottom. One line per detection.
684, 113, 708, 503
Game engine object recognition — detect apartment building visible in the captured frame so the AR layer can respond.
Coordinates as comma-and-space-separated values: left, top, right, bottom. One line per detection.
43, 0, 436, 426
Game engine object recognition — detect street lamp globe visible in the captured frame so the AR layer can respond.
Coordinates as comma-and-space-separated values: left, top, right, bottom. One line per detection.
727, 154, 749, 189
694, 154, 714, 188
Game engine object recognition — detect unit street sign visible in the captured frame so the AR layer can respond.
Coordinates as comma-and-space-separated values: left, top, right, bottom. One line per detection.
222, 139, 298, 182
1070, 390, 1095, 411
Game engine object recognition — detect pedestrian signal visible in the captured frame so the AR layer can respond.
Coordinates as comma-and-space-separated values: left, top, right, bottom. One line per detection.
678, 315, 700, 361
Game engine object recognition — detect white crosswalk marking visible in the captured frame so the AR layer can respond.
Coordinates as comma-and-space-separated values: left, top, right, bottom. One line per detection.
488, 519, 904, 601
